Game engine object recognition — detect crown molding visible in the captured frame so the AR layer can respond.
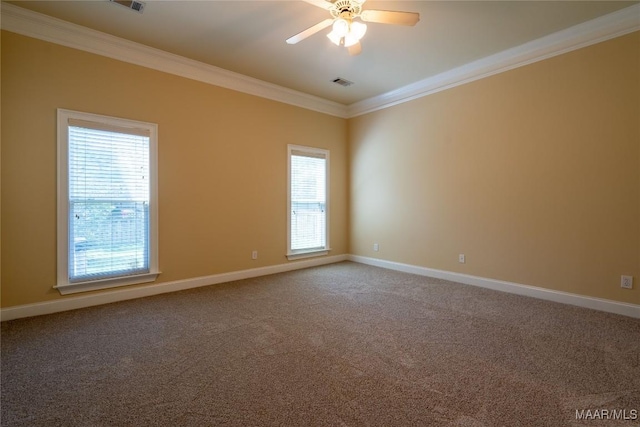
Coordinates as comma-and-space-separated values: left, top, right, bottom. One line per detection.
1, 3, 638, 119
347, 3, 640, 118
0, 2, 348, 118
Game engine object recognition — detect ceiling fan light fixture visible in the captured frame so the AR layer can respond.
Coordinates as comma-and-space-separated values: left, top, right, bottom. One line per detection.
350, 20, 367, 39
288, 0, 419, 55
327, 19, 367, 47
343, 36, 358, 47
327, 31, 345, 46
332, 18, 350, 37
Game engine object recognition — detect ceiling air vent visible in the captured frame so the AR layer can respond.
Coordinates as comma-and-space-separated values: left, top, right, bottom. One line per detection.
332, 77, 354, 87
109, 0, 145, 13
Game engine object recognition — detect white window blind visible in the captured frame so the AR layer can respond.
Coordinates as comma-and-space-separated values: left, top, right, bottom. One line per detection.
288, 145, 330, 259
57, 109, 159, 294
68, 125, 150, 282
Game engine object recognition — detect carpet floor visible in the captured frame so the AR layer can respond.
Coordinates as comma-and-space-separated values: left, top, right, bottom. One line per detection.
1, 261, 639, 426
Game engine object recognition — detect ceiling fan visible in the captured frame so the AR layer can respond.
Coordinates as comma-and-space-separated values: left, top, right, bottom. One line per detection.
286, 0, 420, 56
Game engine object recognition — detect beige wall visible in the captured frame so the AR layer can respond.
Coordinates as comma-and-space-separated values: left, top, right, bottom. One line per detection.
2, 28, 639, 310
349, 32, 640, 305
1, 31, 348, 307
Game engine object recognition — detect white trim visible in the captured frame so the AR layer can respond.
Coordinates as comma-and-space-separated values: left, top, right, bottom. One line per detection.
55, 272, 161, 295
286, 249, 330, 261
287, 144, 330, 258
1, 3, 638, 118
348, 255, 640, 319
346, 3, 640, 117
57, 109, 159, 294
2, 254, 637, 321
0, 255, 348, 322
0, 2, 347, 118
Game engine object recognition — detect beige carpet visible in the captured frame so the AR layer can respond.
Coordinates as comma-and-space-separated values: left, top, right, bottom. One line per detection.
2, 262, 639, 426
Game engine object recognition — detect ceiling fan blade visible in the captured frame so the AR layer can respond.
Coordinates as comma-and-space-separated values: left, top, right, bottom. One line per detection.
360, 10, 420, 26
348, 41, 362, 56
301, 0, 334, 10
286, 18, 334, 44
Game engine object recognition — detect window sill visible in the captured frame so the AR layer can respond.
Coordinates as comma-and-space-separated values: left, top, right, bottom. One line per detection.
286, 249, 331, 261
55, 271, 160, 295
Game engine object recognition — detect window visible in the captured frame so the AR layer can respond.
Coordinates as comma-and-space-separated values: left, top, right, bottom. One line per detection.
287, 145, 330, 260
56, 109, 159, 294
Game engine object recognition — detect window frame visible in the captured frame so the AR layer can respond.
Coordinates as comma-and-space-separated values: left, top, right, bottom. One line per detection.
287, 144, 330, 260
56, 109, 160, 295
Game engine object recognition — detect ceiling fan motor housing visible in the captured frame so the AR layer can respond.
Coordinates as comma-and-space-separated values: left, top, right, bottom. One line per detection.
330, 0, 363, 19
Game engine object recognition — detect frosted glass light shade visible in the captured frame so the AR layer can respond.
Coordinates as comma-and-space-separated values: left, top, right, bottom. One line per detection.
327, 19, 367, 47
327, 31, 343, 46
351, 21, 367, 39
332, 18, 350, 37
343, 33, 359, 47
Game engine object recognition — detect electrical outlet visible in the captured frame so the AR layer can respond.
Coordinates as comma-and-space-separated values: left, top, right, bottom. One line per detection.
459, 254, 466, 264
621, 275, 633, 289
251, 250, 258, 260
373, 243, 379, 252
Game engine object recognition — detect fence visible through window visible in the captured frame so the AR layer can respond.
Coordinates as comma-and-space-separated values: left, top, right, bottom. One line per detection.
70, 200, 149, 280
291, 201, 326, 250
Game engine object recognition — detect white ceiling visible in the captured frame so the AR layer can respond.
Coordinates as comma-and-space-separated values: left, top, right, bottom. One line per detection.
5, 1, 638, 105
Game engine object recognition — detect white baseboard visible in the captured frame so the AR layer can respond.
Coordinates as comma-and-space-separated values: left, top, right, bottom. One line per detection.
3, 254, 638, 321
348, 255, 640, 319
0, 254, 348, 321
